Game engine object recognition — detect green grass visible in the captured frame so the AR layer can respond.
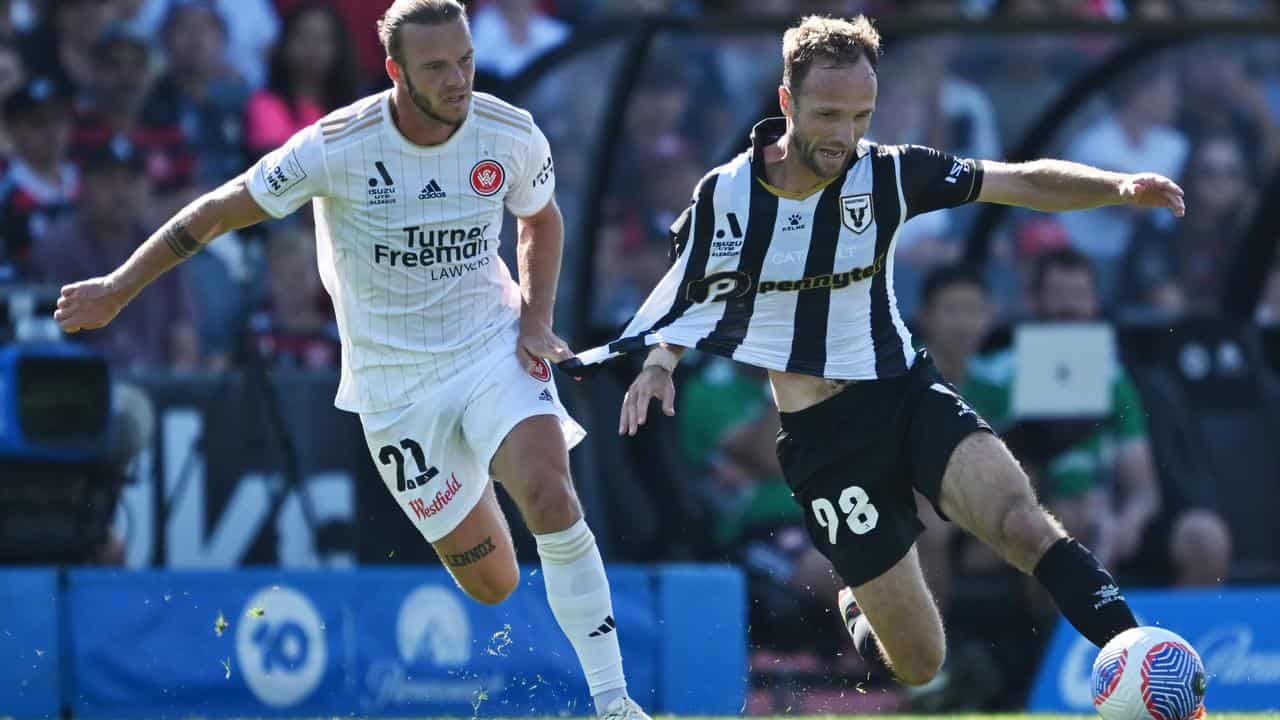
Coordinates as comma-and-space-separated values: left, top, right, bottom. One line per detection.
215, 707, 1274, 712
682, 716, 1280, 720
652, 716, 1276, 720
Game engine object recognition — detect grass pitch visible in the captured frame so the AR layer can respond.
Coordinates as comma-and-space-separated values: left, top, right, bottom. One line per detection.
660, 715, 1273, 720
222, 707, 1280, 712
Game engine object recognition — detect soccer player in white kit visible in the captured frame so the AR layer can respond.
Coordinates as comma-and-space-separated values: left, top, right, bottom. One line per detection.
53, 1, 649, 717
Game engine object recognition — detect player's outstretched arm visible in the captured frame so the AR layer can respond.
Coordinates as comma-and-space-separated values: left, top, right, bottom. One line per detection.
514, 198, 574, 373
977, 159, 1185, 217
54, 174, 270, 333
619, 345, 684, 436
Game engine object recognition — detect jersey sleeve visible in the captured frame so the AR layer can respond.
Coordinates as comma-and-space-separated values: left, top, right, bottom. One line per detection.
668, 204, 693, 264
245, 122, 330, 219
895, 144, 984, 220
505, 121, 555, 217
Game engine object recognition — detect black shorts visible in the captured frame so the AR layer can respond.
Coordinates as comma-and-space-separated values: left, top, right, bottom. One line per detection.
775, 352, 992, 588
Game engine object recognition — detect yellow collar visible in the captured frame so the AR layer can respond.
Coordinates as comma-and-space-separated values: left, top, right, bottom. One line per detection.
755, 174, 837, 201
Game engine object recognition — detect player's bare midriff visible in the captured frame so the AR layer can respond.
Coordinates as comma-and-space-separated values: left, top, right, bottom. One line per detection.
767, 369, 858, 413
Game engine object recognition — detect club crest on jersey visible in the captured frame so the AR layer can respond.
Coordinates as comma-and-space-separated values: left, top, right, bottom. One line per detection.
529, 357, 551, 382
470, 160, 505, 196
841, 193, 873, 234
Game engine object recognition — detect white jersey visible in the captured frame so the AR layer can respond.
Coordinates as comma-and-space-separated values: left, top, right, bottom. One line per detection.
246, 90, 556, 412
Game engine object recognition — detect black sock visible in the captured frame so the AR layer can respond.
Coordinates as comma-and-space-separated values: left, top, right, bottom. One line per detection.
1033, 537, 1138, 648
850, 613, 896, 679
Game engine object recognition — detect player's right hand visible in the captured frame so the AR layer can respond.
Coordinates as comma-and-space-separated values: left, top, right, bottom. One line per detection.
54, 276, 129, 333
619, 365, 676, 436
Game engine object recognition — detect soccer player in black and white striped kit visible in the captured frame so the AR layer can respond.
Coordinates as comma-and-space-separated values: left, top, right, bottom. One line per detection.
596, 15, 1191, 698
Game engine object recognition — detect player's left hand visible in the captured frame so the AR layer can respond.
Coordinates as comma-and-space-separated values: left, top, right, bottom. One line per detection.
1120, 173, 1185, 217
517, 318, 572, 375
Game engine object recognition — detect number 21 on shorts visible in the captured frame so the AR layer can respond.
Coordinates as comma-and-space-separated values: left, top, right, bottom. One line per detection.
811, 485, 879, 543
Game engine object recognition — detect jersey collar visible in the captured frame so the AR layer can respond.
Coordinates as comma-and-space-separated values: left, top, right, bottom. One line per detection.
381, 89, 474, 156
750, 117, 855, 201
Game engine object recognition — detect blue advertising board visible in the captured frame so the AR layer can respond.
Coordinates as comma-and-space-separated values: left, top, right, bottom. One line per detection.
59, 564, 742, 718
0, 568, 60, 719
1029, 588, 1280, 712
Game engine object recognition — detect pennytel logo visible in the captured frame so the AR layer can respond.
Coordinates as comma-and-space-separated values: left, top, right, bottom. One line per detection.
236, 586, 328, 708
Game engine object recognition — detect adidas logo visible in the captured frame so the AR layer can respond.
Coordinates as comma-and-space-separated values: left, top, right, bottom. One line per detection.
538, 389, 553, 402
418, 179, 447, 199
588, 615, 615, 638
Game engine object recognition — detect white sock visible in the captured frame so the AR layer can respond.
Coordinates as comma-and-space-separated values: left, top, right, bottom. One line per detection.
535, 518, 628, 713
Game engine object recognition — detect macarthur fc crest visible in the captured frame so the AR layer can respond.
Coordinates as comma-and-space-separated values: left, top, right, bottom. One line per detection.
841, 193, 873, 234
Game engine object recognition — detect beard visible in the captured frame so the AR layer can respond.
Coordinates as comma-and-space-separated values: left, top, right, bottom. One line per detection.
792, 128, 850, 180
404, 72, 467, 128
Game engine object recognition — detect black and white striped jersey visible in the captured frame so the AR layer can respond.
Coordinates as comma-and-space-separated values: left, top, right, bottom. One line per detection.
575, 117, 983, 380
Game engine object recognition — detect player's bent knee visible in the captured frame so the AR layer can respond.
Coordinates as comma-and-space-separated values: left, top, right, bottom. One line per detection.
457, 563, 520, 605
998, 497, 1062, 572
513, 459, 580, 532
892, 639, 946, 687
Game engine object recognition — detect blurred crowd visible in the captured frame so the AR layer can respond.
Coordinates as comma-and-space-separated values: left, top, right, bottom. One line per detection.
0, 0, 1275, 370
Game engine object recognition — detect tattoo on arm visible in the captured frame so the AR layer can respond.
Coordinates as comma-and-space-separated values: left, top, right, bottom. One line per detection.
443, 537, 497, 567
161, 221, 202, 259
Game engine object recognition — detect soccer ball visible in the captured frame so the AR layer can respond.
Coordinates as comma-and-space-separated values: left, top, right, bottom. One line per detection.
1092, 626, 1207, 720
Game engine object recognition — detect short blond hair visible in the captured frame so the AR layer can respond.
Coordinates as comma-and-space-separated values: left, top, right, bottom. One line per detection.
782, 15, 881, 94
377, 0, 467, 66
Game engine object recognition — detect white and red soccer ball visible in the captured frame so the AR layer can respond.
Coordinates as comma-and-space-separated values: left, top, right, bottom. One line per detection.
1092, 626, 1207, 720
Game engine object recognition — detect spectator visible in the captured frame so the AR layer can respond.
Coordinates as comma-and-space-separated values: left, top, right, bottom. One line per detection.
72, 26, 194, 220
1178, 40, 1279, 178
1119, 134, 1255, 317
29, 137, 198, 370
1257, 253, 1280, 326
0, 0, 14, 39
1128, 0, 1180, 19
871, 37, 1002, 319
140, 1, 253, 368
471, 0, 570, 79
966, 249, 1232, 587
140, 0, 249, 192
274, 0, 387, 86
0, 40, 27, 157
117, 0, 279, 89
1060, 65, 1188, 299
250, 222, 339, 370
0, 76, 77, 279
16, 0, 116, 96
677, 354, 845, 660
594, 138, 701, 330
911, 264, 996, 617
245, 2, 360, 159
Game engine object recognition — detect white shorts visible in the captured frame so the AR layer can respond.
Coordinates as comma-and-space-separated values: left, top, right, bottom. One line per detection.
359, 348, 586, 543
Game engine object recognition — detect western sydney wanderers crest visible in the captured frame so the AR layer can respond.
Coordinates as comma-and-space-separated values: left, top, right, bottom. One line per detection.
470, 160, 505, 196
529, 357, 551, 382
841, 193, 873, 234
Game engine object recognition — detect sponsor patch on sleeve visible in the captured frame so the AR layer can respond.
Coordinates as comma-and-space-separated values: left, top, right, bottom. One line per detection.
262, 148, 308, 197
